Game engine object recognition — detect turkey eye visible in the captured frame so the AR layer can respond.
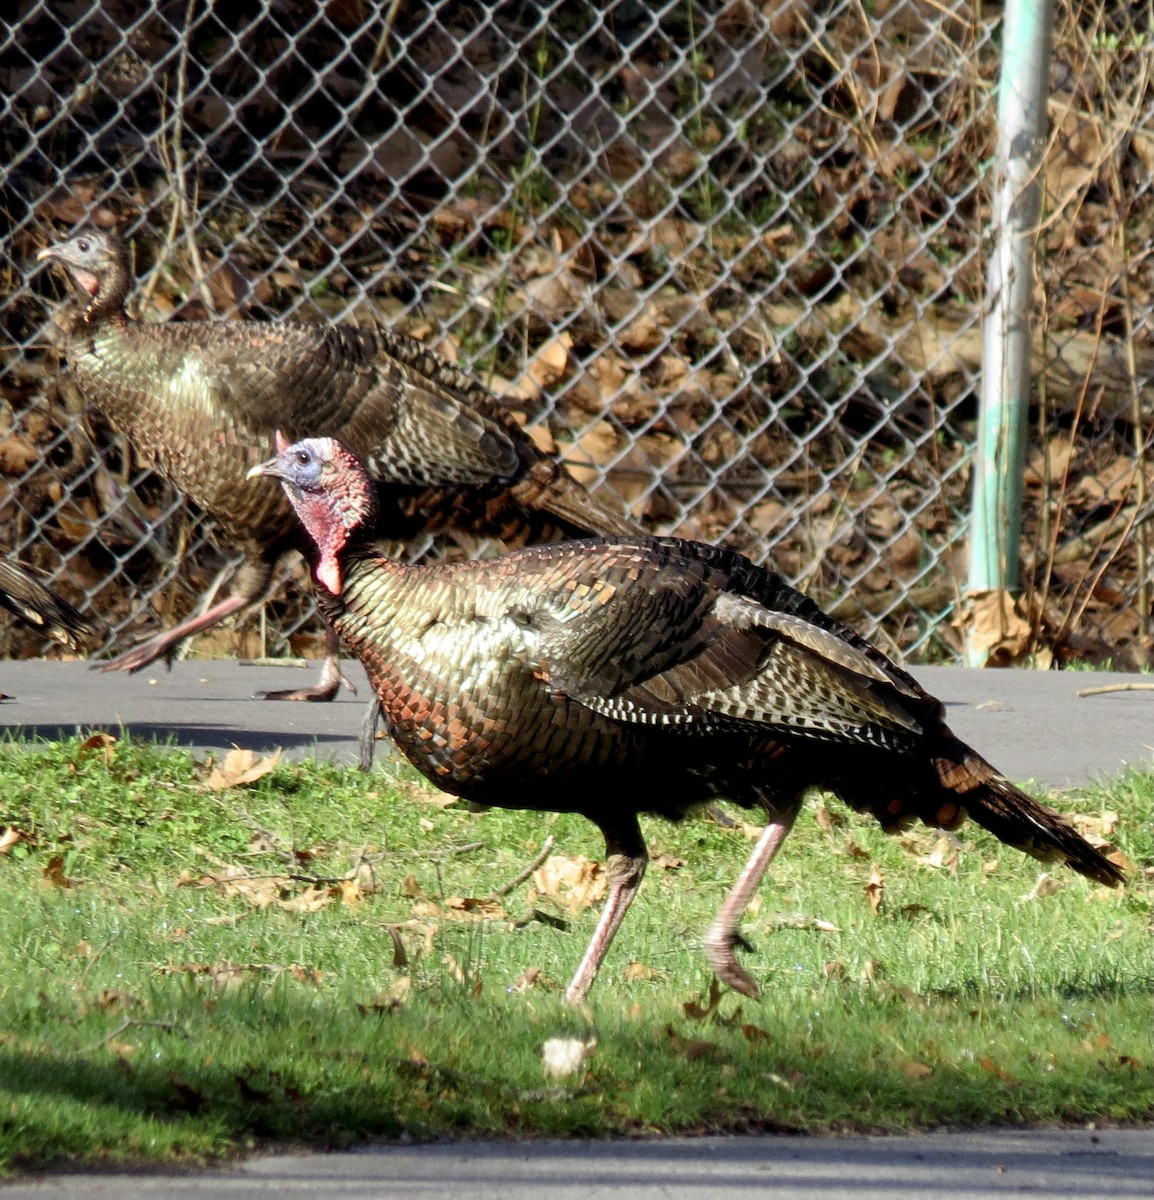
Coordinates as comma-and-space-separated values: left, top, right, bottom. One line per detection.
294, 450, 310, 466
75, 238, 91, 253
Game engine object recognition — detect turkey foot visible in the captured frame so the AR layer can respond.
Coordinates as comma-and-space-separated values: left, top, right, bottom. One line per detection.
95, 591, 253, 676
253, 656, 357, 702
701, 808, 799, 998
253, 623, 356, 701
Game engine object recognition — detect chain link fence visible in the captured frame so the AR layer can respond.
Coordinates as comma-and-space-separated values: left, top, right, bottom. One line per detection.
1, 0, 1152, 669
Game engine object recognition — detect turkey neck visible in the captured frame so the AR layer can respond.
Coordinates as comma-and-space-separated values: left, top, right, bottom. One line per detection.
78, 249, 132, 326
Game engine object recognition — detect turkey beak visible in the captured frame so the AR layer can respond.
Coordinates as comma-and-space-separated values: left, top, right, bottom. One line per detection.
35, 247, 56, 263
246, 456, 283, 483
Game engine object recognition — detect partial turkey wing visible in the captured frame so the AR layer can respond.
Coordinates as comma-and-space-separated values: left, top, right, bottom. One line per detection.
173, 321, 524, 487
542, 541, 931, 748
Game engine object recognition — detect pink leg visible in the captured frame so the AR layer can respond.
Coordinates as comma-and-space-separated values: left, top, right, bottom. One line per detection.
564, 819, 648, 1006
98, 595, 355, 703
95, 592, 251, 674
702, 804, 800, 998
255, 621, 357, 702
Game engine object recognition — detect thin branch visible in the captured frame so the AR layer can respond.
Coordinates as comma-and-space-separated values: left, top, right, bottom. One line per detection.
86, 1018, 190, 1051
1078, 682, 1154, 698
489, 835, 555, 899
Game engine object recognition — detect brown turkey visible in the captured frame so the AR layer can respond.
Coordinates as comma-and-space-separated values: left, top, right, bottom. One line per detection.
250, 434, 1124, 1004
35, 227, 637, 711
0, 556, 96, 651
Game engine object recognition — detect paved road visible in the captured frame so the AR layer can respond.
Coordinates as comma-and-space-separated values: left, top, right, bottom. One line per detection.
1, 660, 1150, 1196
4, 1129, 1151, 1197
1, 660, 1152, 788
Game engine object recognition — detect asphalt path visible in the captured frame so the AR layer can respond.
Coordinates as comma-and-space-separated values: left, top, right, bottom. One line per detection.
4, 1129, 1151, 1198
1, 659, 1151, 789
1, 659, 1150, 1196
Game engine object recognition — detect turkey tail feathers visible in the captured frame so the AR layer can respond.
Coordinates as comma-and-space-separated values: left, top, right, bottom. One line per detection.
0, 559, 98, 651
936, 740, 1124, 887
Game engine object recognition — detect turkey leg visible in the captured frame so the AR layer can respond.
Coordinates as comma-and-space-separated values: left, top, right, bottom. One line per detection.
98, 595, 355, 702
702, 803, 800, 998
254, 620, 358, 702
564, 815, 648, 1006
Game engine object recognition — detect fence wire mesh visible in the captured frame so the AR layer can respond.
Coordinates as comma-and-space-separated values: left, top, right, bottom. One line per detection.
1, 0, 1152, 669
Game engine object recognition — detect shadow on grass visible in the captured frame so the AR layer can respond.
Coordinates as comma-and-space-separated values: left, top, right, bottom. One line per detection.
5, 723, 354, 757
2, 975, 1152, 1173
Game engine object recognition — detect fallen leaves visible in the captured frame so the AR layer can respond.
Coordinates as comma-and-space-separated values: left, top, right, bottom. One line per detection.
863, 869, 885, 916
958, 590, 1033, 667
0, 826, 30, 855
42, 854, 74, 888
532, 853, 608, 912
201, 747, 282, 790
178, 852, 373, 914
159, 960, 322, 988
1019, 873, 1065, 902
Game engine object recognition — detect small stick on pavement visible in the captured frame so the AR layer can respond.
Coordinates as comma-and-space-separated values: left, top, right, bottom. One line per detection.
1077, 683, 1154, 698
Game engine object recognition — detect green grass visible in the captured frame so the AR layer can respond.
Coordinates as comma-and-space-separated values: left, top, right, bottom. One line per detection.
0, 734, 1150, 1172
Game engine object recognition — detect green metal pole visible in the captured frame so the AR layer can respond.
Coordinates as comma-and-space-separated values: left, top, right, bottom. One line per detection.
965, 0, 1054, 666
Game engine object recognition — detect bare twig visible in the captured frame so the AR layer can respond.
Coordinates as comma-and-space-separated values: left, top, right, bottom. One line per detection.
86, 1018, 190, 1051
1078, 682, 1154, 698
78, 932, 122, 986
489, 835, 555, 899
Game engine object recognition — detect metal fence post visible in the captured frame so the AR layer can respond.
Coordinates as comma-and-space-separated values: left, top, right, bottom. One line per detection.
965, 0, 1055, 666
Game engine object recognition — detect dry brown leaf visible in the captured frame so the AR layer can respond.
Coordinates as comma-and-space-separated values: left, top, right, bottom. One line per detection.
1071, 811, 1119, 842
0, 433, 40, 476
1020, 873, 1064, 902
76, 732, 117, 764
43, 854, 73, 888
532, 853, 607, 911
900, 1060, 933, 1079
814, 801, 845, 831
918, 834, 959, 873
979, 1055, 1019, 1085
682, 977, 723, 1021
860, 958, 884, 985
1045, 105, 1105, 210
623, 961, 662, 982
445, 895, 507, 919
95, 988, 136, 1010
651, 853, 685, 871
277, 885, 331, 914
509, 966, 558, 992
524, 333, 573, 391
204, 747, 282, 791
162, 961, 257, 988
0, 826, 29, 855
561, 422, 621, 490
864, 869, 885, 916
289, 963, 323, 984
959, 590, 1032, 667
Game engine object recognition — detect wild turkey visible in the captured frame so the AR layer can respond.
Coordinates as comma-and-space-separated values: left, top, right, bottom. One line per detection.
0, 556, 96, 651
251, 434, 1125, 1004
35, 227, 638, 707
